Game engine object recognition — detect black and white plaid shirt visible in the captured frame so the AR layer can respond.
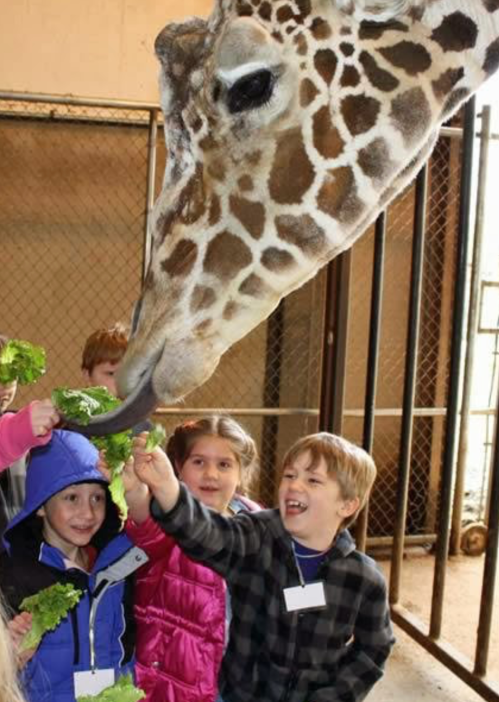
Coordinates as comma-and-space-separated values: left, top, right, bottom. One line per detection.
152, 485, 394, 702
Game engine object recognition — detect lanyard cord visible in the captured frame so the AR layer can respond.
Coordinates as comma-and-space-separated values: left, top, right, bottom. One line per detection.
291, 541, 306, 588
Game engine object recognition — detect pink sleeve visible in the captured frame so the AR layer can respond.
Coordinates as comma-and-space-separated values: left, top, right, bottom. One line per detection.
125, 514, 175, 562
0, 403, 52, 472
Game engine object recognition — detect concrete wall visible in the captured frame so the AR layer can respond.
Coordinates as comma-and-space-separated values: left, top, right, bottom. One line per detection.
0, 0, 212, 101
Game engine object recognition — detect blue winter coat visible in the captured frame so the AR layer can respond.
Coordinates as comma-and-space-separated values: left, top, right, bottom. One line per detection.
0, 430, 148, 702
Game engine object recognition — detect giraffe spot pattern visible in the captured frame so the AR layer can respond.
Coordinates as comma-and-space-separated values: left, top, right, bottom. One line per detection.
359, 51, 399, 92
294, 33, 308, 56
236, 1, 254, 16
161, 239, 198, 277
390, 88, 432, 146
378, 41, 432, 76
191, 285, 216, 312
204, 231, 253, 281
316, 166, 365, 224
297, 0, 312, 19
258, 2, 272, 20
207, 158, 226, 182
340, 43, 355, 57
432, 68, 465, 99
195, 319, 212, 336
314, 49, 338, 85
275, 214, 326, 258
300, 77, 319, 107
340, 65, 360, 87
276, 5, 294, 23
313, 106, 345, 159
261, 247, 296, 271
208, 194, 221, 226
358, 138, 395, 183
239, 273, 267, 297
358, 20, 408, 40
268, 128, 315, 204
310, 18, 332, 41
247, 150, 262, 166
179, 168, 206, 225
431, 12, 478, 52
483, 0, 499, 10
341, 94, 381, 136
484, 38, 499, 75
238, 175, 254, 191
229, 195, 266, 239
223, 301, 241, 320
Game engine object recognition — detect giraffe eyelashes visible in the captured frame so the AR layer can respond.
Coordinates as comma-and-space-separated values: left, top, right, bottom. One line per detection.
226, 69, 275, 114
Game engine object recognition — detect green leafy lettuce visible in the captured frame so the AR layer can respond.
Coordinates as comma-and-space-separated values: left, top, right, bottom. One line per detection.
145, 424, 166, 451
20, 582, 82, 651
52, 386, 133, 520
0, 339, 46, 385
76, 674, 145, 702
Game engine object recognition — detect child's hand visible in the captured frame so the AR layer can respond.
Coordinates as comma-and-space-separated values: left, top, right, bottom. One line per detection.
98, 452, 138, 493
132, 433, 179, 512
30, 399, 60, 437
98, 450, 151, 524
8, 612, 36, 668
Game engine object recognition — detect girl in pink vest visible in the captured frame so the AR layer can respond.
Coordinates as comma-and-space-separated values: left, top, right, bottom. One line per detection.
120, 416, 260, 702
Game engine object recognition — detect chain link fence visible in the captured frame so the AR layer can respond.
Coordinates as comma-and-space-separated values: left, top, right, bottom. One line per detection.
0, 94, 463, 534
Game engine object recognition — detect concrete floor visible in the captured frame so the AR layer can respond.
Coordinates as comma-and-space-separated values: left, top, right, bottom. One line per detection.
366, 552, 499, 702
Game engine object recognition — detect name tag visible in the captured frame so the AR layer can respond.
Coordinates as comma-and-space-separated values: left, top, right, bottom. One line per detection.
74, 669, 115, 697
283, 581, 327, 612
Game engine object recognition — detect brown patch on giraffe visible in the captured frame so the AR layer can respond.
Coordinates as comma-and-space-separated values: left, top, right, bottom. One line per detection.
313, 106, 345, 159
229, 195, 266, 239
316, 166, 365, 224
340, 26, 352, 36
432, 68, 465, 99
359, 51, 399, 92
207, 158, 226, 182
294, 33, 308, 56
310, 17, 332, 41
390, 88, 432, 146
296, 0, 311, 19
190, 115, 203, 133
340, 42, 355, 57
268, 128, 315, 204
431, 12, 478, 52
161, 239, 198, 278
314, 49, 338, 85
199, 134, 218, 151
341, 94, 381, 136
300, 77, 319, 107
208, 194, 221, 227
272, 30, 284, 43
408, 6, 425, 21
223, 301, 241, 320
276, 4, 293, 23
340, 65, 360, 87
275, 214, 326, 258
179, 166, 206, 225
239, 273, 268, 298
190, 285, 216, 312
358, 138, 395, 183
261, 247, 296, 271
483, 0, 499, 10
378, 41, 431, 76
194, 319, 212, 336
204, 231, 253, 281
358, 20, 408, 40
484, 38, 499, 76
258, 2, 272, 20
238, 175, 254, 192
236, 0, 254, 16
246, 150, 262, 166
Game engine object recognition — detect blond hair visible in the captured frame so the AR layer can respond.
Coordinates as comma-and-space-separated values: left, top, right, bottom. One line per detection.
0, 598, 26, 702
167, 415, 258, 496
281, 432, 376, 528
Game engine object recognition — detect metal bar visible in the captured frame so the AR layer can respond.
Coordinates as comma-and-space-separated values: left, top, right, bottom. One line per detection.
142, 108, 159, 285
0, 90, 159, 110
430, 97, 477, 639
474, 387, 499, 675
450, 105, 492, 555
367, 534, 437, 548
357, 213, 386, 551
319, 252, 352, 434
152, 407, 319, 417
390, 165, 428, 605
392, 605, 499, 702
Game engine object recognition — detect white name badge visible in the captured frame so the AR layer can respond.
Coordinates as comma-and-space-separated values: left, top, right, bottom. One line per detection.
283, 581, 327, 612
74, 669, 115, 697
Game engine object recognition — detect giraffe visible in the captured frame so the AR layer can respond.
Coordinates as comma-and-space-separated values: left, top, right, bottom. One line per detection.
76, 0, 499, 434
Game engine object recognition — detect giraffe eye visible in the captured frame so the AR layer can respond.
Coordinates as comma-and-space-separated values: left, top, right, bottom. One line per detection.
226, 69, 274, 114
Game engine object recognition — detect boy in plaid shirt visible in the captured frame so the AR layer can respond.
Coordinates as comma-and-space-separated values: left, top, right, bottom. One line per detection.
127, 431, 394, 702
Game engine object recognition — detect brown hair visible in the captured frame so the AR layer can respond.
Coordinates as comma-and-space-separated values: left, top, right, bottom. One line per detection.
81, 324, 128, 373
166, 416, 258, 496
280, 432, 377, 528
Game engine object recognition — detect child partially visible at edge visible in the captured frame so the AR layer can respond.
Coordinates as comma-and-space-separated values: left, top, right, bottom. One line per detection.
99, 416, 261, 702
129, 431, 394, 702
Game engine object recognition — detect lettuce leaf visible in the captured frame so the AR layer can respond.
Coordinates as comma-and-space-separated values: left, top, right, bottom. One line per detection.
145, 424, 166, 451
52, 387, 133, 520
19, 583, 82, 651
76, 674, 145, 702
0, 339, 46, 385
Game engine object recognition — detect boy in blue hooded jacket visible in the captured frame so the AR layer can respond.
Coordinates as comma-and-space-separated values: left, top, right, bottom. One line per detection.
0, 429, 147, 702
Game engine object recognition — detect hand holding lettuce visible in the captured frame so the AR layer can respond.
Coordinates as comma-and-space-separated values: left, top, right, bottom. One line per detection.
19, 583, 82, 651
76, 674, 145, 702
0, 339, 46, 385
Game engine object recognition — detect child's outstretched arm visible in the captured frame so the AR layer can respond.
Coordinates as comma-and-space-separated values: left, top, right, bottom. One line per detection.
0, 400, 59, 471
132, 433, 180, 512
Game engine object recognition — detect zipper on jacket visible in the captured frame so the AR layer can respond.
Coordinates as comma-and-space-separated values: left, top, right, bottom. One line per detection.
70, 607, 80, 665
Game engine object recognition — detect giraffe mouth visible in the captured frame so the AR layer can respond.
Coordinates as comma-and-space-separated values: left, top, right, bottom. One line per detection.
64, 366, 159, 436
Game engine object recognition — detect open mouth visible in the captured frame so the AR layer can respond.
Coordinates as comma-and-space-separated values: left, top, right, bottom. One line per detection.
285, 499, 307, 515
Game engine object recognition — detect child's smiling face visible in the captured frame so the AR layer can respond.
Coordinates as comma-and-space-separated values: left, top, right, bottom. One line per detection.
278, 450, 359, 551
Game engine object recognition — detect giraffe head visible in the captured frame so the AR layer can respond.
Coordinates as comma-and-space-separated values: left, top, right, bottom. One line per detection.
78, 0, 499, 434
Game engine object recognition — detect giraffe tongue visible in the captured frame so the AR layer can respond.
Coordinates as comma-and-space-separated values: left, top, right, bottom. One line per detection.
64, 368, 158, 437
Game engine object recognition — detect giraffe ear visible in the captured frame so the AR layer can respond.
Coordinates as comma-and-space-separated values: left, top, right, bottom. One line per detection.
333, 0, 419, 22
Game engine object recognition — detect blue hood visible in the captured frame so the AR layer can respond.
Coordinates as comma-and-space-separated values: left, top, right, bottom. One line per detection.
3, 429, 108, 549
